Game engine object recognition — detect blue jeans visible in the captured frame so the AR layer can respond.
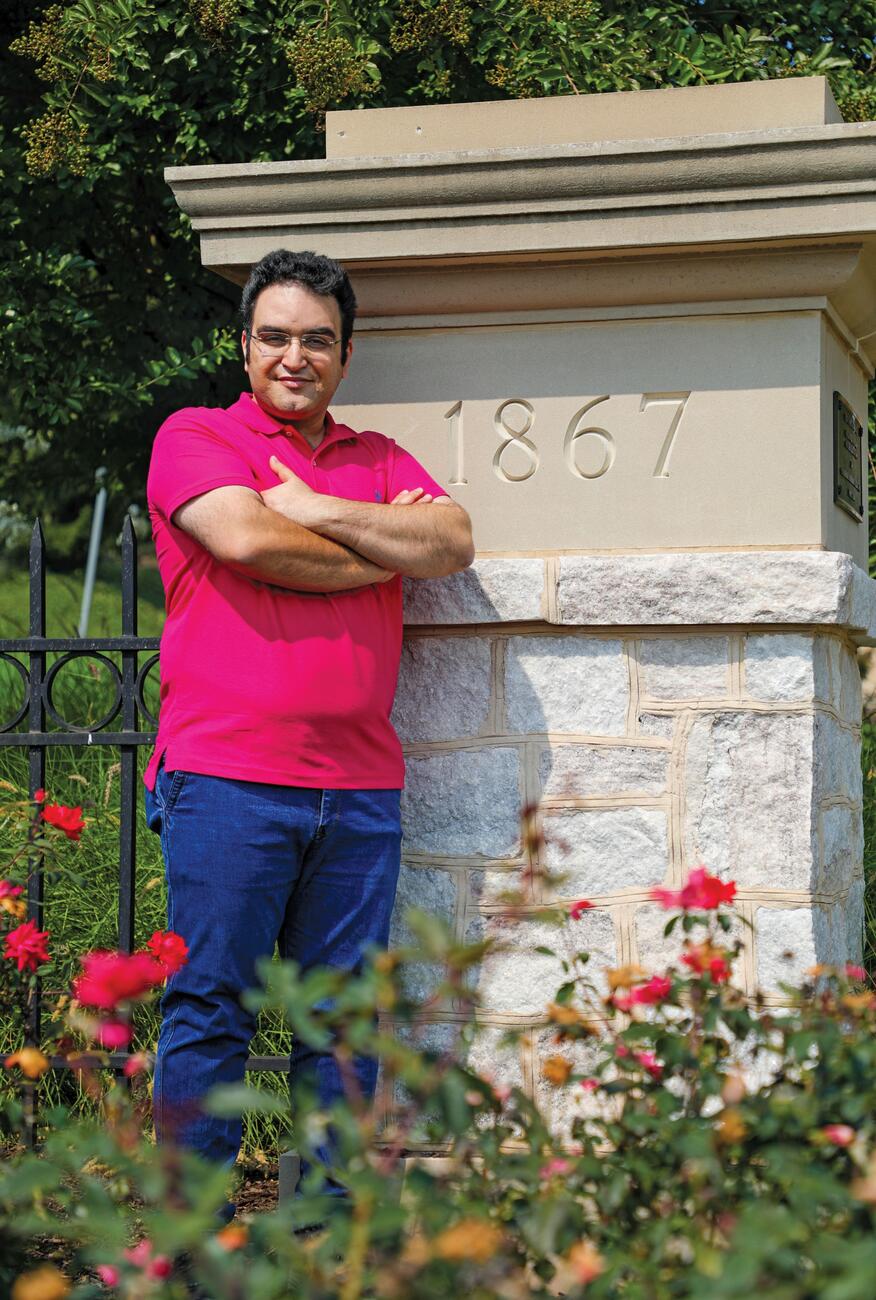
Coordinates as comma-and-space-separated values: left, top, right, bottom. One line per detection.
144, 765, 402, 1174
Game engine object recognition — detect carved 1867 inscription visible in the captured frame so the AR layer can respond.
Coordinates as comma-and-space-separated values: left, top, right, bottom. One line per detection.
444, 392, 691, 486
335, 312, 865, 557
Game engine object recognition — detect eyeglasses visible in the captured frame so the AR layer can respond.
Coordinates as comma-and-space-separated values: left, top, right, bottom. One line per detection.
249, 330, 342, 358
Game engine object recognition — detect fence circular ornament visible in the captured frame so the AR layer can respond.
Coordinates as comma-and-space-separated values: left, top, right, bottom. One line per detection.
135, 653, 161, 728
0, 653, 30, 732
42, 652, 124, 733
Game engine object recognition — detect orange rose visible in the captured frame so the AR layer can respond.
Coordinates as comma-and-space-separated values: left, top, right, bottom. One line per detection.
716, 1108, 747, 1144
542, 1055, 573, 1086
606, 964, 647, 991
12, 1265, 71, 1300
568, 1240, 605, 1284
434, 1219, 503, 1263
5, 1047, 51, 1079
216, 1223, 249, 1250
546, 1003, 600, 1036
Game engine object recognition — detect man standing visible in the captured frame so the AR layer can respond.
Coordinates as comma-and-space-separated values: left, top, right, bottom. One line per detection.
144, 249, 474, 1178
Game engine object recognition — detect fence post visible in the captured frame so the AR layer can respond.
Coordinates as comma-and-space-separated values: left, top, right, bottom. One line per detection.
118, 516, 138, 955
24, 520, 46, 1148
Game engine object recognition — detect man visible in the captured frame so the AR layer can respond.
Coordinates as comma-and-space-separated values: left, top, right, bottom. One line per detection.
144, 248, 474, 1181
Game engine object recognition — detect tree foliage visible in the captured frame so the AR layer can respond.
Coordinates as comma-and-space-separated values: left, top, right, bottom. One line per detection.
1, 0, 875, 555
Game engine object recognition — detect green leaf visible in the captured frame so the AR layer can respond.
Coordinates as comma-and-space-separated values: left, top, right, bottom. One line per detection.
203, 1084, 290, 1118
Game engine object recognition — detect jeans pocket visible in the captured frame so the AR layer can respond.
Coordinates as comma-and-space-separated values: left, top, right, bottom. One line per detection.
153, 762, 188, 818
144, 784, 161, 835
163, 769, 188, 814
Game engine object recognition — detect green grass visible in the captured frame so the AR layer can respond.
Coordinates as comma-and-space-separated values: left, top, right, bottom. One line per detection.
0, 558, 167, 640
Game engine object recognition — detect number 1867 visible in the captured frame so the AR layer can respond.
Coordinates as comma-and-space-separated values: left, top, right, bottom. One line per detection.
443, 392, 691, 486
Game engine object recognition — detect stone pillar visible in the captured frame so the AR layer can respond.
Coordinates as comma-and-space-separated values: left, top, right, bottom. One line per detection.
167, 78, 876, 1120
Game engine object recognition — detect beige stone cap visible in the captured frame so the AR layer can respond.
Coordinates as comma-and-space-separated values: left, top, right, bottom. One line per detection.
326, 78, 842, 158
403, 551, 876, 641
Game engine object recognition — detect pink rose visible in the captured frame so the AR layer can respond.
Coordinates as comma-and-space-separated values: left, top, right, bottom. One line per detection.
822, 1124, 855, 1147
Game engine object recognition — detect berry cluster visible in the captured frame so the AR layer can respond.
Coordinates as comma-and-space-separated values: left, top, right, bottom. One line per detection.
187, 0, 240, 44
390, 0, 472, 54
526, 0, 599, 23
286, 32, 371, 114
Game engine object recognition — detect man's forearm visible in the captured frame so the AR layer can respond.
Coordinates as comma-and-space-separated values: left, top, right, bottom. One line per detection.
229, 513, 393, 592
173, 489, 393, 593
307, 498, 475, 579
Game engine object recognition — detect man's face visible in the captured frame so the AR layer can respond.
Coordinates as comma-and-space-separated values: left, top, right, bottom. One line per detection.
242, 282, 350, 436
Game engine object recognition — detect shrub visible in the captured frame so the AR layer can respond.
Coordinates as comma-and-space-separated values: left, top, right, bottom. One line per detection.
2, 800, 876, 1298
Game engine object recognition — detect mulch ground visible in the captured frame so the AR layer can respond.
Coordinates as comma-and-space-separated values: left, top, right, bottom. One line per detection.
26, 1167, 282, 1277
235, 1168, 280, 1215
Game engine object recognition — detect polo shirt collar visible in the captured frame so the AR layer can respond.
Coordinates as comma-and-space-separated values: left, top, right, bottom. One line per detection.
228, 393, 358, 452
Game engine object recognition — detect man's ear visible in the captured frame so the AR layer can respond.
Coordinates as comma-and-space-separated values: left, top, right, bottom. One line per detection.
341, 338, 353, 378
241, 329, 250, 370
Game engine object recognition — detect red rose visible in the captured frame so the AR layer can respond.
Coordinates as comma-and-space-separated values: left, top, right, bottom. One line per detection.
682, 941, 731, 983
615, 1043, 663, 1079
634, 1050, 663, 1080
124, 1241, 172, 1279
568, 899, 593, 920
651, 866, 736, 912
146, 930, 189, 976
123, 1052, 151, 1078
3, 919, 50, 972
633, 974, 672, 1004
73, 950, 164, 1011
96, 1019, 133, 1050
613, 973, 672, 1011
41, 803, 85, 841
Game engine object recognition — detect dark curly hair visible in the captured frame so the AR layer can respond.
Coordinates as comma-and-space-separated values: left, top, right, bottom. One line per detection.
240, 249, 357, 361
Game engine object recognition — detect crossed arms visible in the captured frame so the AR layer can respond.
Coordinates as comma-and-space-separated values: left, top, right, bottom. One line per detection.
173, 455, 474, 593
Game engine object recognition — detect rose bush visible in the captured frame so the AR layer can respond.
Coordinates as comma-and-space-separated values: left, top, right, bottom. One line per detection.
2, 795, 876, 1298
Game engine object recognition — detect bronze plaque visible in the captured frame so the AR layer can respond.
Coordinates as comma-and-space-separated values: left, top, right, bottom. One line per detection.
833, 391, 864, 522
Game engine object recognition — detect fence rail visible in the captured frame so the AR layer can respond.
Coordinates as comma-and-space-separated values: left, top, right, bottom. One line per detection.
1, 519, 290, 1141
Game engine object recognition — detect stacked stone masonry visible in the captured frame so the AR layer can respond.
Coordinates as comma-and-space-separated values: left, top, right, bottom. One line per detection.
385, 555, 870, 1133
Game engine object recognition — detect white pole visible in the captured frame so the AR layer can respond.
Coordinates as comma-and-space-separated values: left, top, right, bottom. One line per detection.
78, 468, 108, 638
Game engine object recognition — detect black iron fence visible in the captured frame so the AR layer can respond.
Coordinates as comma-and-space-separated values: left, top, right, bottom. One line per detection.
0, 518, 290, 1129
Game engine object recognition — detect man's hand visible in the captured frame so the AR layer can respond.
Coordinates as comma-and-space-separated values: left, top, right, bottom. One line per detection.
390, 487, 434, 505
261, 458, 436, 519
260, 456, 323, 528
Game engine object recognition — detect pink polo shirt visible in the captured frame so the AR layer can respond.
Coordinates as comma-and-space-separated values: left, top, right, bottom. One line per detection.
144, 392, 445, 791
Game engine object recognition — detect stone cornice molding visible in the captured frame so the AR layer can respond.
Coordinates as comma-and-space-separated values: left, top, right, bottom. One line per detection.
166, 123, 876, 227
166, 122, 876, 351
